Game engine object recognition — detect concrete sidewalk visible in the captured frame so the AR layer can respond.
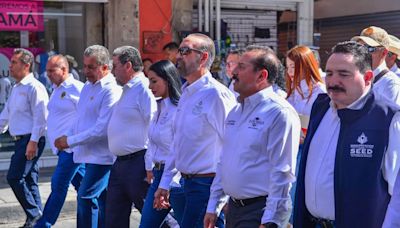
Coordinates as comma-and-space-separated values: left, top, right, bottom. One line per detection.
0, 167, 141, 228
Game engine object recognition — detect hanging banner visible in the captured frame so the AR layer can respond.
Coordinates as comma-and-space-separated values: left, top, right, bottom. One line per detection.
0, 1, 44, 31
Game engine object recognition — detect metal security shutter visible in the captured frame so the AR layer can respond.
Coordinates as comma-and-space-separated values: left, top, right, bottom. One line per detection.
316, 10, 400, 68
192, 9, 278, 50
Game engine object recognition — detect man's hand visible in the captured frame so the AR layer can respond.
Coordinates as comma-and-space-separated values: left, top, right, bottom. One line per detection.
154, 188, 170, 209
25, 141, 37, 160
55, 136, 69, 150
146, 171, 153, 184
204, 213, 217, 228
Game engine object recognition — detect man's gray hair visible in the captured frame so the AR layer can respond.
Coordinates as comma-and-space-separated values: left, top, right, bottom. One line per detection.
84, 45, 111, 68
113, 46, 143, 72
189, 33, 215, 69
13, 48, 34, 72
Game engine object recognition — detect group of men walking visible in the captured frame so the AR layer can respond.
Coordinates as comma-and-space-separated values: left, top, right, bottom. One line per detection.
4, 26, 400, 228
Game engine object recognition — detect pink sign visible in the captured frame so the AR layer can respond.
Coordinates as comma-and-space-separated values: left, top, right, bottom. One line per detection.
0, 48, 44, 78
0, 1, 44, 31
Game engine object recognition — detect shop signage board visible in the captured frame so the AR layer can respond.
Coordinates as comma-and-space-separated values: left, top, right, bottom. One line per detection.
0, 1, 44, 31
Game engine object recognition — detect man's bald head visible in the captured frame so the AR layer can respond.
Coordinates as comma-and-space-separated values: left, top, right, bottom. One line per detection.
46, 55, 70, 86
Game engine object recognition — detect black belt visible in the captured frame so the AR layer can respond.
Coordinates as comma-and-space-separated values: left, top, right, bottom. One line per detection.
230, 195, 267, 207
12, 134, 31, 141
116, 149, 146, 161
154, 162, 165, 170
181, 172, 216, 179
310, 215, 335, 228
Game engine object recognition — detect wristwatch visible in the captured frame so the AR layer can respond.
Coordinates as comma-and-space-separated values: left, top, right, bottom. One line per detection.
263, 222, 278, 228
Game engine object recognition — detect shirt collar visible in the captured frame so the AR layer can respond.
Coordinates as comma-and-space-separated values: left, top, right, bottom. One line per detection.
241, 86, 274, 108
124, 72, 146, 89
18, 72, 34, 85
182, 71, 212, 96
53, 74, 74, 89
91, 73, 115, 87
329, 88, 371, 111
373, 62, 388, 76
390, 64, 399, 72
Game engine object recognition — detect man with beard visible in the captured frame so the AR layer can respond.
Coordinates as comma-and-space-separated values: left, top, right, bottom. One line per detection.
204, 45, 300, 228
293, 41, 400, 228
55, 45, 122, 228
351, 26, 400, 104
1, 48, 48, 228
154, 33, 236, 228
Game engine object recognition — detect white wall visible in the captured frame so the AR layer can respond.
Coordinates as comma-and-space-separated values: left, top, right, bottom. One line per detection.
315, 0, 400, 19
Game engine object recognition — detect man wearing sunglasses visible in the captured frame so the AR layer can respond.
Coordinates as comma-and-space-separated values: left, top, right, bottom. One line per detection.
351, 26, 400, 105
154, 33, 236, 228
386, 35, 400, 77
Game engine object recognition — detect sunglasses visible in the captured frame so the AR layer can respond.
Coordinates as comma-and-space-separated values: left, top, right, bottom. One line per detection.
366, 46, 383, 53
178, 47, 204, 56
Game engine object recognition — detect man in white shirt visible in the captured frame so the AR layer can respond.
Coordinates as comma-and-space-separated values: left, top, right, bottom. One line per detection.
1, 48, 48, 228
154, 33, 236, 228
35, 55, 85, 228
386, 34, 400, 77
293, 41, 400, 228
54, 45, 122, 228
351, 26, 400, 105
204, 46, 300, 228
105, 46, 156, 227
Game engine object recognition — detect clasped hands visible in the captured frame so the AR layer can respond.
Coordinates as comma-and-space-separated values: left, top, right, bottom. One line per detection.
54, 135, 69, 150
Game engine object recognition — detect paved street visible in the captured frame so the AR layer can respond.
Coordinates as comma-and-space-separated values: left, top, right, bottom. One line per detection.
0, 167, 141, 228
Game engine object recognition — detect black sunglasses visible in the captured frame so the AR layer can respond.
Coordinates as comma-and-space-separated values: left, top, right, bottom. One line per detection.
178, 47, 204, 56
366, 45, 383, 53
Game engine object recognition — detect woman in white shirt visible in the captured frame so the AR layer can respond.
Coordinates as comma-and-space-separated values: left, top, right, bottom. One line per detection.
286, 45, 326, 119
140, 60, 184, 228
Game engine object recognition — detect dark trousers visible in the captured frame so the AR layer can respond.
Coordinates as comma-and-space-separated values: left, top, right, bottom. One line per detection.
105, 151, 149, 228
7, 135, 45, 219
226, 197, 266, 228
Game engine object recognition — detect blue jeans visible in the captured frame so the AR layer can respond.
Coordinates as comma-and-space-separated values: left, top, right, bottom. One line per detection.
7, 136, 45, 220
77, 163, 111, 228
180, 176, 214, 228
139, 167, 185, 228
35, 151, 85, 228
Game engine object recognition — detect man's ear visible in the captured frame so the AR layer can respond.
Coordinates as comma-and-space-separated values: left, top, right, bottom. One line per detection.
257, 69, 268, 83
364, 70, 373, 85
200, 52, 209, 66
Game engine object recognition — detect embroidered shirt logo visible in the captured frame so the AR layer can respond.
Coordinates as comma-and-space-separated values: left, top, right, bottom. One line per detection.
61, 91, 66, 98
248, 117, 264, 129
350, 132, 374, 158
192, 101, 203, 115
226, 119, 236, 126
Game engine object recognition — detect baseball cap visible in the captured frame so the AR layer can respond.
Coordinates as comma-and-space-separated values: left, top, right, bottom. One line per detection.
388, 34, 400, 59
351, 26, 390, 49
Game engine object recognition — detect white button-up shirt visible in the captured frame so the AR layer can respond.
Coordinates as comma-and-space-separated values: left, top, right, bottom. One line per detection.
0, 73, 48, 142
145, 98, 181, 187
287, 80, 326, 117
305, 90, 400, 220
108, 73, 156, 156
159, 72, 236, 189
390, 64, 400, 78
47, 76, 83, 155
373, 62, 400, 105
207, 87, 300, 226
68, 73, 122, 165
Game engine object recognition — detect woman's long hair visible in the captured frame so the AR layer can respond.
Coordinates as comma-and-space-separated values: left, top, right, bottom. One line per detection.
285, 45, 324, 100
149, 60, 182, 105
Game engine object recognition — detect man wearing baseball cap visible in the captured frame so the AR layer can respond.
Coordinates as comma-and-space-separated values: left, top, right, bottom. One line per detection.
351, 26, 400, 104
386, 35, 400, 77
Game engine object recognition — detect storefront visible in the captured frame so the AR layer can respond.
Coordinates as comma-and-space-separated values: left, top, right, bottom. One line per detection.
0, 0, 106, 80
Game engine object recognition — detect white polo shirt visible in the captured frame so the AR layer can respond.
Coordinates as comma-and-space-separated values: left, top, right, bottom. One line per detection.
207, 86, 300, 226
159, 72, 236, 189
0, 73, 48, 142
107, 73, 156, 156
47, 76, 83, 155
68, 73, 122, 165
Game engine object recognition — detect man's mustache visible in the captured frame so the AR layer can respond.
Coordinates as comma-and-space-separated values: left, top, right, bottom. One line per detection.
327, 85, 346, 92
